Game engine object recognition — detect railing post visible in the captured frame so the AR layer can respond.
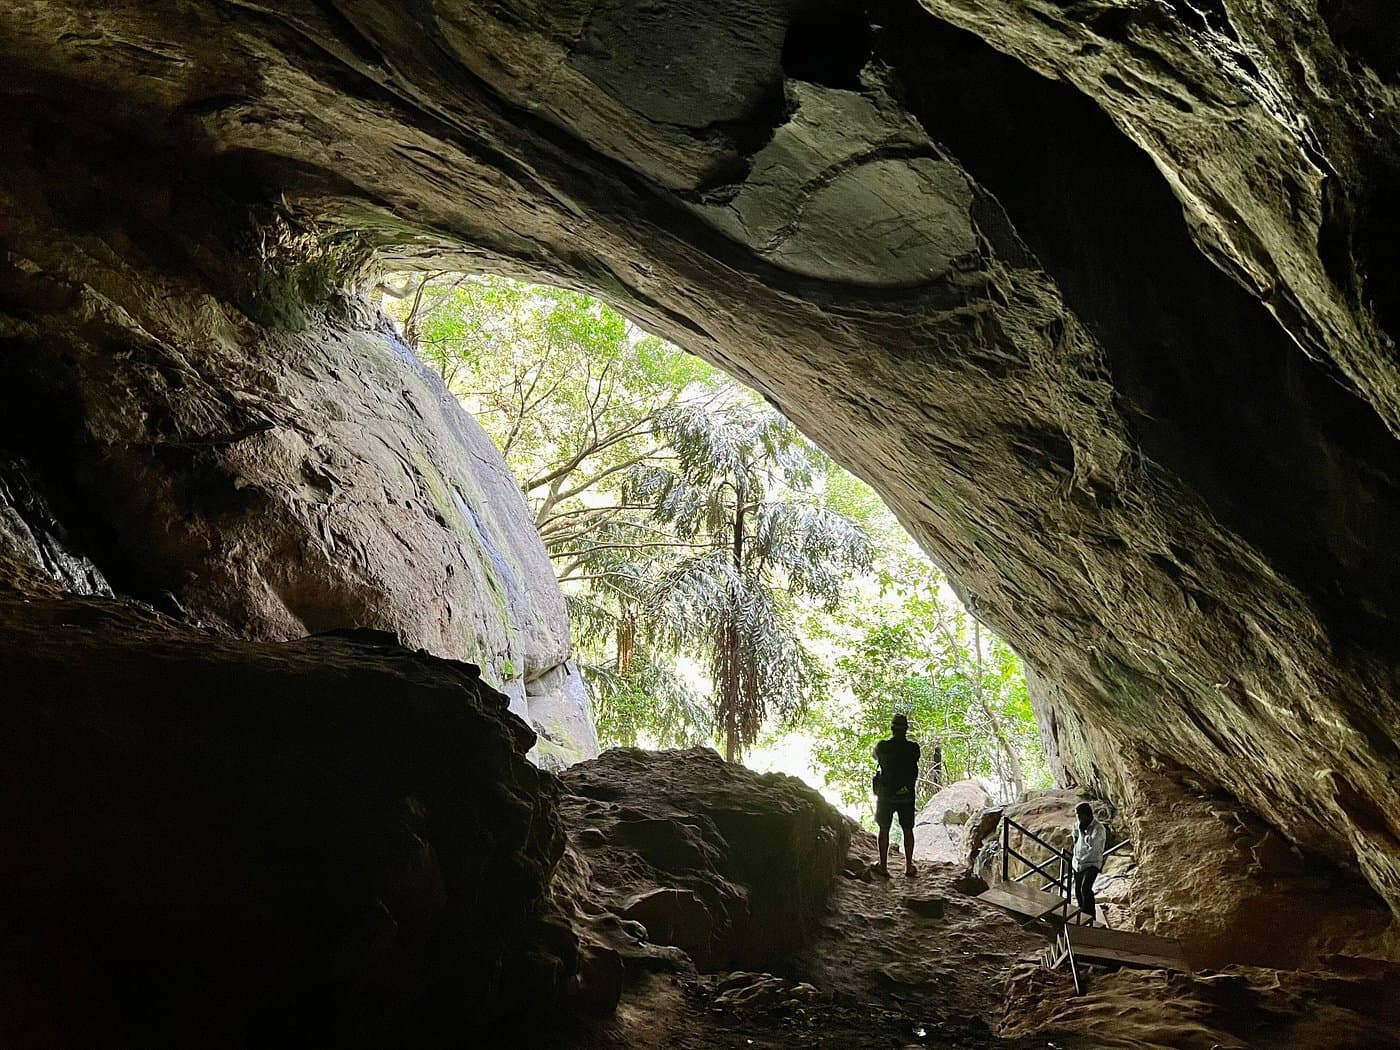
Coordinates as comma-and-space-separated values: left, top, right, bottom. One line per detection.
1001, 818, 1009, 883
1057, 852, 1066, 918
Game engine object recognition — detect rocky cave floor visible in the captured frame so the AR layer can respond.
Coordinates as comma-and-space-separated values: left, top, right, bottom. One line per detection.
489, 857, 1065, 1050
489, 800, 1400, 1050
5, 601, 1397, 1050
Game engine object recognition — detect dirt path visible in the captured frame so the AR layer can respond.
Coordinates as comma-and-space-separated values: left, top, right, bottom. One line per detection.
506, 826, 1400, 1050
516, 968, 1078, 1050
789, 837, 1052, 1028
512, 833, 1087, 1049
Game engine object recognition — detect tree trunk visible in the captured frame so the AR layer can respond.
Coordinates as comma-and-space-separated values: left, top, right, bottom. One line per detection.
399, 271, 442, 351
720, 502, 745, 763
973, 620, 1025, 798
616, 607, 635, 675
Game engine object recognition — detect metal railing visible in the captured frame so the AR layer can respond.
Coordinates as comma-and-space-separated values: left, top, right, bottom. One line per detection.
999, 816, 1130, 918
1002, 815, 1071, 899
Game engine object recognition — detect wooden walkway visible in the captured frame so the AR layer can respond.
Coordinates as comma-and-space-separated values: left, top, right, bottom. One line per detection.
977, 880, 1076, 922
979, 879, 1190, 994
977, 815, 1188, 992
1066, 924, 1191, 971
1042, 920, 1191, 993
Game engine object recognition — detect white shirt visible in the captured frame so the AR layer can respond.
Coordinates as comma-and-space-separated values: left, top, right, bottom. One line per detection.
1072, 819, 1106, 871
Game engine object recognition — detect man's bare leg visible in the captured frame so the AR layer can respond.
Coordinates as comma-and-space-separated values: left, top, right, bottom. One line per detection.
902, 822, 917, 877
876, 824, 891, 876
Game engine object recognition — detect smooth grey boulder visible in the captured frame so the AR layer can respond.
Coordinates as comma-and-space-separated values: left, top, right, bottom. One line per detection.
913, 780, 993, 865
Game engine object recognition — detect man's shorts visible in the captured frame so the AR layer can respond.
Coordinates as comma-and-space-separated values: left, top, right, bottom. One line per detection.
875, 796, 915, 830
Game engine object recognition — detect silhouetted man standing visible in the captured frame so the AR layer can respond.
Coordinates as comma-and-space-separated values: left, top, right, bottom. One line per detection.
873, 713, 920, 878
1072, 801, 1106, 925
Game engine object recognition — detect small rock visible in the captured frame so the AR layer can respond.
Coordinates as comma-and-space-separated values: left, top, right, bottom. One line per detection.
953, 874, 988, 896
903, 895, 946, 919
717, 971, 764, 993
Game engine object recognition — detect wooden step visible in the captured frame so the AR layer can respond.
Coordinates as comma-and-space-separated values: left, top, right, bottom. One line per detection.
1065, 924, 1191, 972
977, 880, 1073, 921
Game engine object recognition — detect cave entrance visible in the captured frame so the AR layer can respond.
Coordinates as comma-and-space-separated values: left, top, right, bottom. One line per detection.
372, 270, 1053, 821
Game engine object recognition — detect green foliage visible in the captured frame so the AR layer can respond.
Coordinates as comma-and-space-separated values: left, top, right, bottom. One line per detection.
582, 654, 711, 749
806, 514, 1052, 815
382, 272, 1048, 796
382, 274, 871, 758
622, 398, 872, 758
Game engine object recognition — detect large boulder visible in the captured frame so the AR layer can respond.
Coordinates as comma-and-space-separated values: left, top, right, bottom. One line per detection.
913, 780, 993, 865
0, 163, 597, 765
0, 595, 574, 1046
557, 749, 849, 971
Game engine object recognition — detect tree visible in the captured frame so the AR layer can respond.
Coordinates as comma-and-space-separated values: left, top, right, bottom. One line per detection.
581, 650, 712, 749
806, 488, 1050, 813
381, 273, 1046, 789
626, 401, 873, 760
381, 274, 873, 759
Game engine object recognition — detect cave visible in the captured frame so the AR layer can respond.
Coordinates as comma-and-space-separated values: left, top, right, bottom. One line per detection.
3, 0, 1400, 1047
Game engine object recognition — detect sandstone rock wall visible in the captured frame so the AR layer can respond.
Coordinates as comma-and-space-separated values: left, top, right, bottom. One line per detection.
0, 131, 596, 764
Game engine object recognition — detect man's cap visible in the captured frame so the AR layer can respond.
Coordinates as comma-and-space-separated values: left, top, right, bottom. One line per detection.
891, 713, 909, 726
1075, 801, 1094, 815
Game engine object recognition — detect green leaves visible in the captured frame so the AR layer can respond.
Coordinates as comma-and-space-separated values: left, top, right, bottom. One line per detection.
384, 273, 874, 758
807, 547, 1052, 817
382, 272, 1046, 789
582, 655, 712, 749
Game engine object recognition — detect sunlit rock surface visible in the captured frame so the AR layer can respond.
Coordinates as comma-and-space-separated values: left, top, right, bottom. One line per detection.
0, 148, 596, 763
913, 779, 993, 865
3, 0, 1400, 995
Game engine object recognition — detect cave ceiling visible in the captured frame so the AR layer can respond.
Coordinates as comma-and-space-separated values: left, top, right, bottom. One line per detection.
3, 0, 1400, 916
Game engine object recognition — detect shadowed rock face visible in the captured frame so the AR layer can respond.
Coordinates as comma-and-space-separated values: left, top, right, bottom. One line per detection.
558, 748, 849, 971
0, 85, 596, 764
0, 597, 570, 1046
1, 0, 1399, 949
